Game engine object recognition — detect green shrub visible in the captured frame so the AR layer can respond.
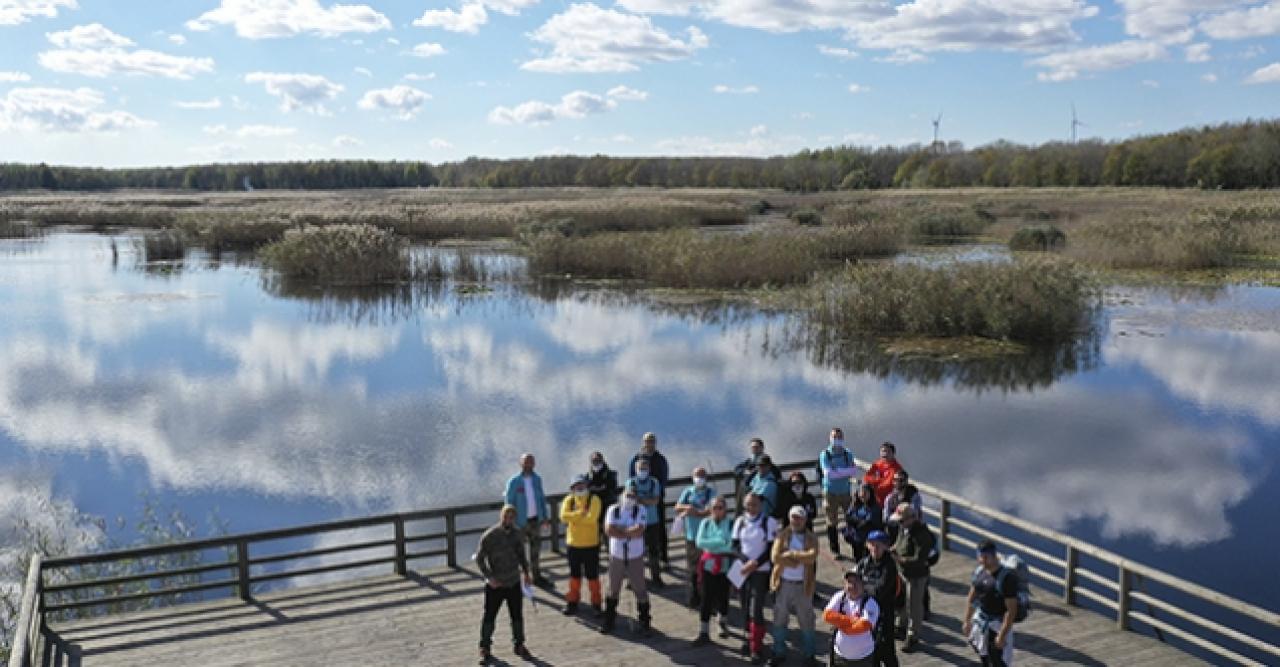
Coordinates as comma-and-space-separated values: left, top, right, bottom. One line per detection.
1009, 225, 1067, 252
260, 224, 410, 283
806, 259, 1097, 342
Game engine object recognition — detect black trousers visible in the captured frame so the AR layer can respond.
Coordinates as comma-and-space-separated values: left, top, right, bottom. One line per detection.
644, 523, 663, 581
739, 570, 770, 624
567, 546, 600, 579
699, 571, 731, 622
980, 628, 1009, 667
658, 504, 670, 562
479, 584, 523, 649
872, 622, 899, 667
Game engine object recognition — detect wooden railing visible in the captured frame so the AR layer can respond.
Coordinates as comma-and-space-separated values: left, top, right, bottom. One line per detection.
11, 457, 1279, 666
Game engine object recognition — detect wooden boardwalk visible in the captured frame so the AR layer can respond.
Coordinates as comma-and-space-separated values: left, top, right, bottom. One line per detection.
49, 540, 1203, 666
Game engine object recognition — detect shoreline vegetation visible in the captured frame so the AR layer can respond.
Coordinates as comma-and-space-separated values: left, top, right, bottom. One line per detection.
2, 187, 1278, 344
2, 119, 1279, 192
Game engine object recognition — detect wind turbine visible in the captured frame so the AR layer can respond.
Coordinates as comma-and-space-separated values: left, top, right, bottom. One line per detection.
1070, 103, 1086, 143
931, 112, 943, 152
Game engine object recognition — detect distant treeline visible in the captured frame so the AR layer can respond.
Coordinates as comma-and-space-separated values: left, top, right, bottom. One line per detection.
3, 119, 1278, 192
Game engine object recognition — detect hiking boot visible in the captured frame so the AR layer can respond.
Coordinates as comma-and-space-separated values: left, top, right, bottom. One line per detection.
478, 647, 492, 665
513, 644, 532, 660
637, 602, 653, 638
693, 632, 711, 646
561, 601, 578, 616
600, 598, 618, 634
592, 603, 604, 617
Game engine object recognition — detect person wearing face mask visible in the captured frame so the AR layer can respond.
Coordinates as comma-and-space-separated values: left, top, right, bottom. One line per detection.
475, 505, 533, 665
732, 493, 781, 664
560, 474, 603, 617
629, 432, 671, 567
844, 483, 883, 563
821, 427, 859, 560
693, 496, 735, 645
776, 471, 818, 533
602, 481, 651, 636
675, 466, 717, 608
881, 470, 922, 543
750, 455, 780, 520
864, 442, 904, 506
734, 437, 766, 511
629, 457, 665, 588
586, 452, 618, 560
502, 453, 551, 588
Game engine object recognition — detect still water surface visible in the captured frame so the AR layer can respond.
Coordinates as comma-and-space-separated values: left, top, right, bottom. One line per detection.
1, 232, 1277, 611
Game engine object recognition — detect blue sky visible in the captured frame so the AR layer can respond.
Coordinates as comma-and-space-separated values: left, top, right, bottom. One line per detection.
0, 0, 1278, 167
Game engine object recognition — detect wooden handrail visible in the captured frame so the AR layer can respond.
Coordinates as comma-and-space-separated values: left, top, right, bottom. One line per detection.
22, 456, 1280, 666
6, 554, 42, 667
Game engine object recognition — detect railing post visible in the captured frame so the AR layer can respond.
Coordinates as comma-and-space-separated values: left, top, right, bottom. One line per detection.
236, 540, 251, 601
1117, 564, 1131, 630
445, 513, 458, 569
938, 499, 951, 551
1063, 545, 1078, 605
393, 517, 407, 576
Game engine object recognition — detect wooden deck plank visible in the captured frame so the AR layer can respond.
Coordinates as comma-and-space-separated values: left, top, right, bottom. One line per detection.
47, 540, 1206, 666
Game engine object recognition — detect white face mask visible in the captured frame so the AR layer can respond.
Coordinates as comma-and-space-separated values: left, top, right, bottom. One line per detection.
636, 470, 650, 480
622, 496, 637, 509
574, 488, 589, 497
592, 463, 604, 473
792, 484, 804, 495
694, 477, 707, 488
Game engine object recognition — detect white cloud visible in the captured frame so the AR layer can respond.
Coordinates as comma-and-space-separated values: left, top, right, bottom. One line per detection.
168, 33, 187, 45
39, 24, 214, 80
187, 0, 391, 39
606, 85, 648, 101
712, 84, 759, 94
410, 42, 447, 58
0, 0, 76, 27
876, 48, 929, 64
429, 137, 453, 149
404, 72, 436, 81
357, 84, 430, 119
794, 111, 814, 120
174, 97, 222, 109
847, 83, 870, 93
245, 71, 343, 114
1141, 79, 1160, 88
616, 0, 698, 14
353, 66, 372, 77
1202, 72, 1218, 83
1245, 62, 1280, 84
0, 86, 152, 133
332, 134, 363, 147
0, 71, 32, 82
1185, 42, 1211, 63
1031, 40, 1167, 82
749, 124, 767, 137
203, 123, 297, 138
47, 23, 133, 48
852, 0, 1097, 53
842, 132, 878, 144
490, 88, 639, 125
1116, 0, 1249, 43
1202, 3, 1280, 40
817, 44, 858, 60
521, 3, 708, 73
610, 133, 634, 143
413, 3, 488, 34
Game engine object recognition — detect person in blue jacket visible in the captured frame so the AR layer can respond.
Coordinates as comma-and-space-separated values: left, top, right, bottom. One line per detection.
629, 456, 666, 588
504, 453, 552, 588
629, 432, 671, 566
750, 455, 779, 519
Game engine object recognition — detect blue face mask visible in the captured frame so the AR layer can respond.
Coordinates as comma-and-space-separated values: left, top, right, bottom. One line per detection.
637, 470, 650, 480
831, 439, 845, 450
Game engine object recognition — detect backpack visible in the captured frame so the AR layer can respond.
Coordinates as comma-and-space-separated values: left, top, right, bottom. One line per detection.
973, 556, 1031, 623
829, 592, 873, 667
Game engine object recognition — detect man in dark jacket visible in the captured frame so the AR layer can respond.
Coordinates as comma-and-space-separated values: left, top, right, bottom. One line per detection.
629, 432, 671, 565
586, 451, 618, 559
890, 504, 935, 652
475, 505, 533, 665
733, 437, 766, 511
856, 531, 900, 667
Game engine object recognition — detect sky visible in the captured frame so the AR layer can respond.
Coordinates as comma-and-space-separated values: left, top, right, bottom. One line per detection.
0, 0, 1278, 167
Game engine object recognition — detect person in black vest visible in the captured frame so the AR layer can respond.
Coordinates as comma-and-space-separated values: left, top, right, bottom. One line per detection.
856, 530, 899, 667
586, 451, 618, 560
964, 539, 1019, 667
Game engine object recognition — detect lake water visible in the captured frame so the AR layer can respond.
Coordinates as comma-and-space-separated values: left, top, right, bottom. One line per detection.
2, 231, 1278, 617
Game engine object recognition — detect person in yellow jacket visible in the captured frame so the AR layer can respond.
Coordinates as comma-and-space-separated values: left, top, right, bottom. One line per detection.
769, 506, 819, 665
560, 474, 603, 616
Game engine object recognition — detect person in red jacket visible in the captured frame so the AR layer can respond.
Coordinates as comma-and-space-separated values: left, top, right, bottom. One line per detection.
863, 442, 904, 505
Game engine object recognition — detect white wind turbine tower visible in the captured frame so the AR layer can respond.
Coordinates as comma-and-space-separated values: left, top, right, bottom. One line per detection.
1071, 103, 1087, 143
931, 112, 943, 153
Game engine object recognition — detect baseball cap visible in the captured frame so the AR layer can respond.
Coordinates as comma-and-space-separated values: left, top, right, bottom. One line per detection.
867, 530, 890, 544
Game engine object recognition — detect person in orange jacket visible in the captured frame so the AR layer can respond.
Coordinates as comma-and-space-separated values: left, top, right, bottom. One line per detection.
824, 568, 880, 665
863, 442, 904, 505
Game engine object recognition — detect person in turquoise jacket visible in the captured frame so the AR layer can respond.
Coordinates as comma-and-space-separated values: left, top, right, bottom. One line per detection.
503, 453, 551, 587
692, 496, 735, 645
629, 457, 665, 588
820, 428, 859, 559
675, 466, 717, 608
750, 455, 779, 518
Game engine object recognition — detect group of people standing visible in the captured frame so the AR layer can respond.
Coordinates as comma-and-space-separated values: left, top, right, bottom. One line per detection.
474, 431, 1022, 666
